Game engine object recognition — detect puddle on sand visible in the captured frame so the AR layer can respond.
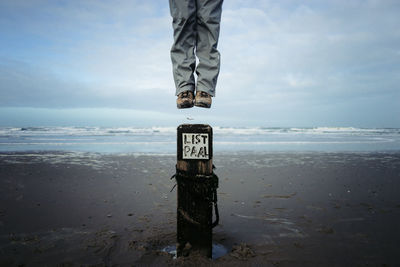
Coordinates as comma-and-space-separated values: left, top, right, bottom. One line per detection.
162, 243, 228, 260
212, 243, 229, 259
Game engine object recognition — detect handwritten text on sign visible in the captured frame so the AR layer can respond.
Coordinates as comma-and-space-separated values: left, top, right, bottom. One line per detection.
182, 133, 209, 159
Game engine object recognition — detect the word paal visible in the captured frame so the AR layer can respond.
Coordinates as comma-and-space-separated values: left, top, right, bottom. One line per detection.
182, 133, 209, 159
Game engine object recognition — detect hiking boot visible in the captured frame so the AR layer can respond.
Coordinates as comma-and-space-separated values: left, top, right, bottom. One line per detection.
194, 91, 212, 108
176, 91, 194, 109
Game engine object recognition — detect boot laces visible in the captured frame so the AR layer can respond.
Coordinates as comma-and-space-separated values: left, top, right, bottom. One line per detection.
200, 91, 209, 97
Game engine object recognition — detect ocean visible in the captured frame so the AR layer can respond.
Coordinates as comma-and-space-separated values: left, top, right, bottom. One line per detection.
1, 126, 399, 153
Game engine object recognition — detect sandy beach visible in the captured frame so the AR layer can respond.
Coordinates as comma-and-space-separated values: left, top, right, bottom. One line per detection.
1, 151, 399, 266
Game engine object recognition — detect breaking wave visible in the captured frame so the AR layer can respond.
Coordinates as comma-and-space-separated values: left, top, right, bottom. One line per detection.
0, 126, 399, 152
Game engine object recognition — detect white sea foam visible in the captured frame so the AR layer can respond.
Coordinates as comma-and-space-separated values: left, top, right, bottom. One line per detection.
0, 126, 178, 136
1, 126, 399, 152
215, 139, 394, 145
0, 141, 174, 145
0, 126, 398, 136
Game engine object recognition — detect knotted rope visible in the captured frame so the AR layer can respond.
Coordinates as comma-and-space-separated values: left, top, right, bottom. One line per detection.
171, 166, 219, 228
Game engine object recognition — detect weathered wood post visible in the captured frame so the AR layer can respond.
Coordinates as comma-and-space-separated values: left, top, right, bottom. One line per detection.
175, 124, 219, 258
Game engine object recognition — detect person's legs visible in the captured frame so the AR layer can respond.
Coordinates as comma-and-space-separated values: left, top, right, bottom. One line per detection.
169, 0, 197, 96
195, 0, 223, 97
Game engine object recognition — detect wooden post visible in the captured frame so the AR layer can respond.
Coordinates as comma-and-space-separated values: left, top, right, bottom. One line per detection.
176, 124, 214, 258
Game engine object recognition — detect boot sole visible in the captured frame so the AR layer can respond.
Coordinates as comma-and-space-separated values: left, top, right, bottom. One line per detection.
177, 101, 194, 109
194, 101, 211, 108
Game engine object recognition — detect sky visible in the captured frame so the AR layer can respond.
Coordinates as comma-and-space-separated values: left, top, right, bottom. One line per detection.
0, 0, 399, 127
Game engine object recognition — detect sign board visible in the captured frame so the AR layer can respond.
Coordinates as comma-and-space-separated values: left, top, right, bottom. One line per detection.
182, 133, 209, 159
177, 124, 212, 161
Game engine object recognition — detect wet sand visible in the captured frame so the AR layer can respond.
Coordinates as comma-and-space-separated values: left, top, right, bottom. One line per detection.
0, 151, 399, 266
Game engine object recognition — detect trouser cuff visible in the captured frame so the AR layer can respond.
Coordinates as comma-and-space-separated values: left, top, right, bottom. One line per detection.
196, 86, 215, 97
175, 85, 195, 96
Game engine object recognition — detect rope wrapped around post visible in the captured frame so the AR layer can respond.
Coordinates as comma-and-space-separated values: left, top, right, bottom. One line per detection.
171, 166, 219, 229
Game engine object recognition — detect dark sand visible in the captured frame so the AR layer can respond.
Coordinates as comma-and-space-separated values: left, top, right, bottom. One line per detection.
0, 152, 399, 266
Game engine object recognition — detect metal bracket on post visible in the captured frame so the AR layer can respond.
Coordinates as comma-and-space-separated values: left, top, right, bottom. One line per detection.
174, 124, 219, 258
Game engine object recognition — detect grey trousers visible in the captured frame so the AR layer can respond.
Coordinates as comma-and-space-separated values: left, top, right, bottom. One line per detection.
169, 0, 223, 97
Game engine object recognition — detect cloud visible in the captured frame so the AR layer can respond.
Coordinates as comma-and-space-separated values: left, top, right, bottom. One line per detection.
0, 0, 399, 126
0, 59, 175, 111
218, 1, 400, 102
